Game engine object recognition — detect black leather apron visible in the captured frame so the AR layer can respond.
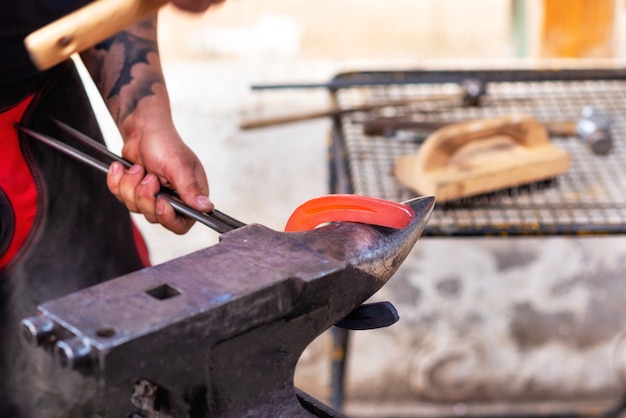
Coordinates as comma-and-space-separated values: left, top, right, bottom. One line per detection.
0, 61, 148, 418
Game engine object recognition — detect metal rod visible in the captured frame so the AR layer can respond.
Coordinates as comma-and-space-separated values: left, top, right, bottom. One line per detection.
48, 118, 131, 168
15, 123, 244, 234
210, 209, 247, 229
50, 120, 260, 220
49, 118, 186, 199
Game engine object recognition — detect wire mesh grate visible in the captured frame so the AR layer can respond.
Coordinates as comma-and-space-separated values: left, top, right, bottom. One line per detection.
329, 69, 626, 236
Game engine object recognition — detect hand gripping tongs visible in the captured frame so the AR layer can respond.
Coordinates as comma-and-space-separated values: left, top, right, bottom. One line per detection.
16, 119, 246, 233
15, 119, 416, 234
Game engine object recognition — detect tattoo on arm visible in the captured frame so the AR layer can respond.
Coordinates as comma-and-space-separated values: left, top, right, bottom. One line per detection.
83, 18, 164, 124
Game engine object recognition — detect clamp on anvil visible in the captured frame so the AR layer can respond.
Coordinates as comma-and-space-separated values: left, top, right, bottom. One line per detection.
20, 193, 434, 417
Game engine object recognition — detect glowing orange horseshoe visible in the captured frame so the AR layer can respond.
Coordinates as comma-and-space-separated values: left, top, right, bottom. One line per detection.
284, 194, 414, 232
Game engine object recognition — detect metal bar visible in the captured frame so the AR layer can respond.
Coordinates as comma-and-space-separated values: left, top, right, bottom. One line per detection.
54, 120, 249, 231
48, 117, 131, 168
327, 119, 354, 413
50, 118, 183, 200
209, 208, 247, 229
251, 68, 626, 91
15, 123, 243, 234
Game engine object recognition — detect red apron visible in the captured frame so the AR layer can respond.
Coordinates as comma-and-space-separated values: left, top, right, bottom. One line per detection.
0, 95, 38, 271
0, 61, 149, 417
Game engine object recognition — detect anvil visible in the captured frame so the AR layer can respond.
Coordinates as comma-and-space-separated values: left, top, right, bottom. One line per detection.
21, 196, 434, 417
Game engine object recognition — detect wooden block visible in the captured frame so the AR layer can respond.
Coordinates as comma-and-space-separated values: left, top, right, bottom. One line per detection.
394, 115, 570, 202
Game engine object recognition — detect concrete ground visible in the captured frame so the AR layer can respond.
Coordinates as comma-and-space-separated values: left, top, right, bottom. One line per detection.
83, 1, 626, 415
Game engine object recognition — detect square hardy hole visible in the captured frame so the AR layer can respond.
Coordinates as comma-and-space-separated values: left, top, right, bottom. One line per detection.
145, 283, 181, 300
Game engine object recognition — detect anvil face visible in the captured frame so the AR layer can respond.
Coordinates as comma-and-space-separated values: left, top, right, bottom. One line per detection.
22, 196, 434, 417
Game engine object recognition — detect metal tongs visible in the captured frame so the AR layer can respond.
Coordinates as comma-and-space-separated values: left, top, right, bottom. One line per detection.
15, 119, 246, 234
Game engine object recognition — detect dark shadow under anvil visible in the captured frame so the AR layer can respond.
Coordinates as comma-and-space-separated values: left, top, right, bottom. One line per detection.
21, 196, 434, 417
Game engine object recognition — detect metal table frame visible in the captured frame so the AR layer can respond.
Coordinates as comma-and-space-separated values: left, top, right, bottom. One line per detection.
324, 67, 626, 416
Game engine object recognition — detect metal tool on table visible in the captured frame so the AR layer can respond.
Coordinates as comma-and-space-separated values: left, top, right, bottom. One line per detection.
361, 118, 448, 138
576, 105, 613, 155
20, 191, 434, 417
240, 78, 529, 131
363, 106, 613, 156
238, 95, 454, 130
362, 116, 576, 140
460, 77, 487, 106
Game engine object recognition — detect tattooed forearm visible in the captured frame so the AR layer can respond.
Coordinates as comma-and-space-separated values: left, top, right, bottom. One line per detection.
81, 17, 164, 124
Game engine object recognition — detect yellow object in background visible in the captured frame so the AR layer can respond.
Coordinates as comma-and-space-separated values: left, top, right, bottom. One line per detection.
541, 0, 614, 58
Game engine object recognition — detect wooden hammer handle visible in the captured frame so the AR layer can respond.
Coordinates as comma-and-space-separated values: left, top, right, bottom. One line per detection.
544, 120, 577, 137
25, 0, 165, 71
239, 95, 457, 130
239, 109, 342, 130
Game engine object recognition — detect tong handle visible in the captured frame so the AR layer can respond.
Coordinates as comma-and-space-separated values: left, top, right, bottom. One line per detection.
25, 0, 165, 71
15, 123, 244, 234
